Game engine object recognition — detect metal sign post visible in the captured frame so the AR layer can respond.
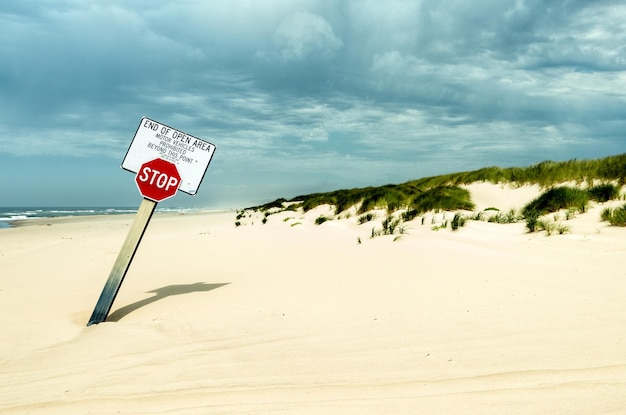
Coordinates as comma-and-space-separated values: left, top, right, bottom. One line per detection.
87, 198, 156, 326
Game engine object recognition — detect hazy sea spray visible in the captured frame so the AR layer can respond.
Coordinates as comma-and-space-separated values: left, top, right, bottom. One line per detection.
0, 206, 226, 228
0, 207, 139, 228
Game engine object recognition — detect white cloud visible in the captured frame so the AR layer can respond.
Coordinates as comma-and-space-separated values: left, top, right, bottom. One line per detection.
370, 51, 413, 74
298, 127, 329, 142
271, 11, 342, 62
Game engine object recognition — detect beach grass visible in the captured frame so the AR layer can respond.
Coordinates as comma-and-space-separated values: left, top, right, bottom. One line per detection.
451, 212, 467, 230
242, 153, 626, 233
256, 154, 625, 215
601, 204, 626, 226
405, 153, 626, 189
315, 215, 331, 225
522, 186, 589, 218
488, 209, 520, 224
520, 182, 624, 231
358, 212, 377, 224
588, 183, 620, 202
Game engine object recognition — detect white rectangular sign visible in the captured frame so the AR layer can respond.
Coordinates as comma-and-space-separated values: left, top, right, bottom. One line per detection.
122, 117, 216, 195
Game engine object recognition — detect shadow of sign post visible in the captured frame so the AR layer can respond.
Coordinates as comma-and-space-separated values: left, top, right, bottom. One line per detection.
108, 282, 229, 322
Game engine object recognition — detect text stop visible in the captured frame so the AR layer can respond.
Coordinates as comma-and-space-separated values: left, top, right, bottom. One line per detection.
135, 158, 181, 202
137, 167, 179, 191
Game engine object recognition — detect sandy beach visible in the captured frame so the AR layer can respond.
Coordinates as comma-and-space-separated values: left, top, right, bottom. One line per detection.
2, 183, 626, 414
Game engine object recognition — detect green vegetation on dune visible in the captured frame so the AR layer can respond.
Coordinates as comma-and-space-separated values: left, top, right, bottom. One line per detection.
519, 182, 625, 232
241, 154, 626, 234
410, 185, 474, 213
520, 183, 623, 231
522, 183, 619, 217
587, 183, 620, 202
405, 153, 626, 189
256, 154, 625, 215
295, 184, 417, 213
293, 183, 473, 216
601, 204, 626, 226
522, 186, 590, 218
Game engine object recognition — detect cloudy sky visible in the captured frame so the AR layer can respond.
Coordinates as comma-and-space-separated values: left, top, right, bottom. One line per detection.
1, 1, 625, 208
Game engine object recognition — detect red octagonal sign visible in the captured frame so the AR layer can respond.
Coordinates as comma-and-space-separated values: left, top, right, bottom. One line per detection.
135, 158, 181, 202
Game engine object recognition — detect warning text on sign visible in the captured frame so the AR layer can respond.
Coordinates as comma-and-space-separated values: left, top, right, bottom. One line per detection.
121, 117, 216, 196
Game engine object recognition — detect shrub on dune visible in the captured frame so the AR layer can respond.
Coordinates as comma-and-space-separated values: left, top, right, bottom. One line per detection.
522, 186, 589, 218
588, 183, 619, 202
409, 185, 474, 214
601, 204, 626, 226
315, 216, 331, 225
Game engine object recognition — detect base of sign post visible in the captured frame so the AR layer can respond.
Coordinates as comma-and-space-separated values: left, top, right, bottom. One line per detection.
87, 198, 157, 326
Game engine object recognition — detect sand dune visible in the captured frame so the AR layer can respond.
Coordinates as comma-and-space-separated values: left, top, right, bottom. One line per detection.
2, 184, 626, 414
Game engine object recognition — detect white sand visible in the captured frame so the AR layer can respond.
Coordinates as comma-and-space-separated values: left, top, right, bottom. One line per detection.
2, 184, 626, 414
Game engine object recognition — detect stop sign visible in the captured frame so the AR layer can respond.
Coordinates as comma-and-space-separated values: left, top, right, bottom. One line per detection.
135, 158, 181, 202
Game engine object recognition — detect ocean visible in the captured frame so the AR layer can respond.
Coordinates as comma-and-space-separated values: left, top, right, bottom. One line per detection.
0, 206, 205, 228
